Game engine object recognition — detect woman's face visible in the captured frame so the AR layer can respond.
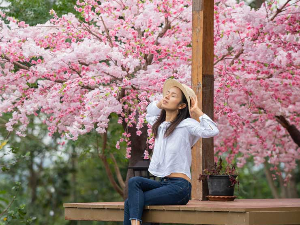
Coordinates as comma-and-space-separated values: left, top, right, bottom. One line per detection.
162, 87, 186, 111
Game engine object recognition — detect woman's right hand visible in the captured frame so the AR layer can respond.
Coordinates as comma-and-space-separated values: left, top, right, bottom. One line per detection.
156, 98, 163, 109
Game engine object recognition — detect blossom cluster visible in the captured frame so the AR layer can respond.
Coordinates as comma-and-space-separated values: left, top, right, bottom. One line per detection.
0, 0, 299, 180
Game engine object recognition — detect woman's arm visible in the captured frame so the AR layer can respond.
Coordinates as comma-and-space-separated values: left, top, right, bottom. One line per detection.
145, 99, 163, 125
185, 114, 219, 138
186, 97, 219, 138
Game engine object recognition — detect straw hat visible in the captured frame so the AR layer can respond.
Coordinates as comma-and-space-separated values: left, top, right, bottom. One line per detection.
163, 78, 197, 115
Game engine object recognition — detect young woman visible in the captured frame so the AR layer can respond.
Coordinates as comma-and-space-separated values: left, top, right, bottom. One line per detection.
123, 79, 219, 225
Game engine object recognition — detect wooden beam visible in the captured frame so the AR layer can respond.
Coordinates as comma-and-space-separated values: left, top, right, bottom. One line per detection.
191, 0, 215, 200
65, 208, 300, 224
64, 199, 300, 224
65, 208, 249, 224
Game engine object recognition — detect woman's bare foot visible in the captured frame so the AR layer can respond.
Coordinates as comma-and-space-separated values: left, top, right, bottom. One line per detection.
131, 219, 141, 225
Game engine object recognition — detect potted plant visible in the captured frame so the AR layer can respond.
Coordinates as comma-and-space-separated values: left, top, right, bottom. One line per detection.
198, 157, 239, 201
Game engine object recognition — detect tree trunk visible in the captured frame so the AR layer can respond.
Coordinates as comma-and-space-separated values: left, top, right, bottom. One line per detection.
263, 161, 279, 199
286, 171, 299, 198
110, 152, 125, 190
28, 152, 38, 203
264, 161, 299, 198
71, 145, 77, 202
98, 131, 125, 198
99, 153, 125, 197
122, 114, 149, 200
286, 125, 300, 147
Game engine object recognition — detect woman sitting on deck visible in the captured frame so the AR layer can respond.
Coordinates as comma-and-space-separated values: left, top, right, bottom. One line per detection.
124, 78, 219, 225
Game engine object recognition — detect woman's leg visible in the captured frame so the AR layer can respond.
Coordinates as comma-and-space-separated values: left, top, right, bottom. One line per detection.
144, 178, 191, 206
124, 199, 144, 225
124, 176, 162, 225
124, 177, 191, 225
123, 198, 130, 225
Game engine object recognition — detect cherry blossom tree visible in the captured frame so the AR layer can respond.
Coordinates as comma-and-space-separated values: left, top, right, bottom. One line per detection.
0, 0, 193, 197
1, 0, 299, 197
213, 0, 300, 187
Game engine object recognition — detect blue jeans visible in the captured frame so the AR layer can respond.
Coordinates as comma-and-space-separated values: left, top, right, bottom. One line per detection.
123, 176, 192, 225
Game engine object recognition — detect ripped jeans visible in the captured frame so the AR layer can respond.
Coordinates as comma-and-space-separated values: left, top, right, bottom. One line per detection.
123, 176, 192, 225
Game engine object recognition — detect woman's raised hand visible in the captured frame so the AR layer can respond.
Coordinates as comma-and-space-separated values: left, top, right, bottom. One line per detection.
190, 97, 204, 117
156, 98, 164, 109
190, 97, 198, 112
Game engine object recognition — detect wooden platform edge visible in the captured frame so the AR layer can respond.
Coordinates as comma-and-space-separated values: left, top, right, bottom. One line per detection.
63, 199, 300, 213
65, 207, 300, 225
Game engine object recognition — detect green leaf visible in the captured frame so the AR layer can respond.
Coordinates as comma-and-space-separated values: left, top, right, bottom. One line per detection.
1, 166, 9, 172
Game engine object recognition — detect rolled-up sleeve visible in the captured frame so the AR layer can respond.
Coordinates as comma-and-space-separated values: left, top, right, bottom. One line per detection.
146, 100, 162, 125
185, 114, 219, 139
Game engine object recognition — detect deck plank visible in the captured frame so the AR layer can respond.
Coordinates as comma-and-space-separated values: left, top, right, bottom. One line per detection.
64, 199, 300, 212
64, 199, 300, 224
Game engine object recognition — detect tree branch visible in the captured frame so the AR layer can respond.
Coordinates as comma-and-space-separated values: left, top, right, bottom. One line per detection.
98, 132, 124, 198
214, 50, 234, 65
99, 154, 124, 197
275, 115, 300, 147
278, 172, 288, 198
270, 0, 292, 21
227, 0, 291, 66
0, 196, 16, 217
110, 152, 125, 189
103, 72, 123, 82
3, 55, 30, 70
117, 88, 126, 101
146, 17, 171, 66
229, 49, 244, 66
263, 161, 279, 198
78, 61, 89, 66
81, 23, 104, 42
2, 55, 96, 90
100, 16, 114, 48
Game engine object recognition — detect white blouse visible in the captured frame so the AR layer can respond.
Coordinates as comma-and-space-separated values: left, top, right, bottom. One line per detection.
146, 100, 219, 180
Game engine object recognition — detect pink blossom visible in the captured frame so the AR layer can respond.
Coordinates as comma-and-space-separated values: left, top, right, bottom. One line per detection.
0, 0, 299, 178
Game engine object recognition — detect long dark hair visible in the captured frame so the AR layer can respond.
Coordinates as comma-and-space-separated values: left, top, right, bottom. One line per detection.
152, 90, 190, 138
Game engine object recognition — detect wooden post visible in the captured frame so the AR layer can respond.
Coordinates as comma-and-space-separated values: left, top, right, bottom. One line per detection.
191, 0, 214, 201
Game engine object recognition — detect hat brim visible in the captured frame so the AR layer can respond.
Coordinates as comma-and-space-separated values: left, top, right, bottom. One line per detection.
163, 79, 195, 115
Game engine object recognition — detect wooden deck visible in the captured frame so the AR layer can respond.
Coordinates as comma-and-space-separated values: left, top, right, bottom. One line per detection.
64, 198, 300, 225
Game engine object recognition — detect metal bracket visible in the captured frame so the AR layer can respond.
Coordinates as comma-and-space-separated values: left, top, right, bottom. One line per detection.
192, 82, 202, 93
196, 82, 202, 93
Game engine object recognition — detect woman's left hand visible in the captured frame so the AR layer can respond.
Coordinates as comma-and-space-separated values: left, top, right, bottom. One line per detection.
190, 97, 204, 116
